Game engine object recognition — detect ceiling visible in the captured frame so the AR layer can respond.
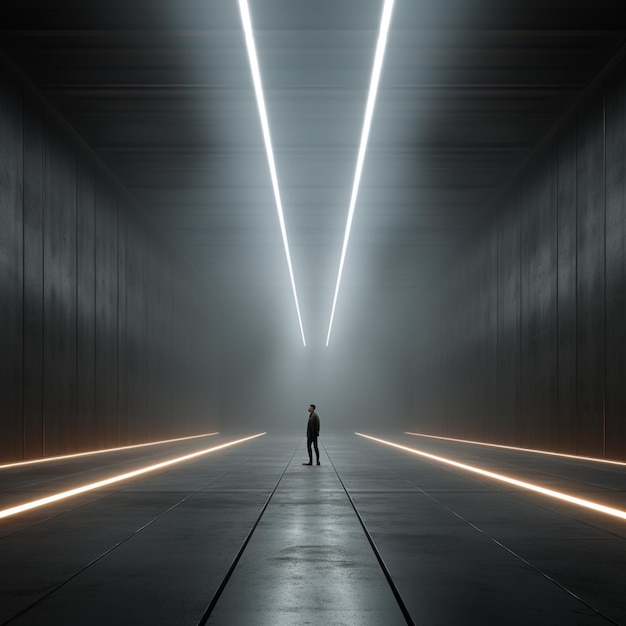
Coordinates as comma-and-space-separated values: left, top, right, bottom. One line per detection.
2, 0, 626, 348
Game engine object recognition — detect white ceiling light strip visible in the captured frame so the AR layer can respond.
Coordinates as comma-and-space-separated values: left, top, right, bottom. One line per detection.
325, 0, 395, 347
238, 0, 307, 346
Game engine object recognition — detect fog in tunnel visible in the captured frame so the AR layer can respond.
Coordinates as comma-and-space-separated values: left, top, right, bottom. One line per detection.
194, 0, 415, 437
210, 275, 419, 436
3, 0, 626, 462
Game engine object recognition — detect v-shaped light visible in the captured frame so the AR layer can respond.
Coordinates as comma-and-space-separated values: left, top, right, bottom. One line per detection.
238, 0, 307, 346
326, 0, 395, 346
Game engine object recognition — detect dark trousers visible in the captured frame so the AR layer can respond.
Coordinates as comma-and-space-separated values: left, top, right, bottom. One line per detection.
307, 436, 319, 463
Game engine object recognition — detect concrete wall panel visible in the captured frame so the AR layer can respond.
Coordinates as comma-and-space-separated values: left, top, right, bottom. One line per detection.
42, 119, 77, 456
76, 159, 96, 451
0, 70, 24, 461
117, 200, 128, 444
482, 226, 499, 441
605, 65, 626, 458
575, 93, 606, 456
22, 92, 45, 459
416, 57, 626, 460
497, 194, 521, 445
125, 217, 150, 443
556, 123, 578, 453
0, 55, 216, 462
523, 160, 558, 450
95, 178, 119, 448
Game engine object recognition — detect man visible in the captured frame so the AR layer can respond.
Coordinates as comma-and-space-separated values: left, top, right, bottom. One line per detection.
303, 404, 320, 466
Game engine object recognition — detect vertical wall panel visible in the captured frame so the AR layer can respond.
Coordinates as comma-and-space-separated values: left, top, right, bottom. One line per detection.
76, 159, 96, 451
576, 93, 606, 457
146, 234, 158, 434
556, 123, 578, 453
22, 91, 44, 459
0, 56, 217, 462
497, 194, 521, 445
414, 57, 626, 460
448, 271, 463, 436
465, 241, 479, 436
524, 159, 558, 449
95, 176, 119, 448
483, 225, 499, 440
117, 196, 128, 444
161, 255, 176, 435
605, 65, 626, 458
0, 72, 24, 461
125, 215, 149, 443
43, 119, 77, 455
124, 216, 139, 442
519, 180, 532, 447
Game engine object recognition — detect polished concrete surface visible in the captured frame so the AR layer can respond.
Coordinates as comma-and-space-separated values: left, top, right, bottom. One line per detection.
1, 432, 625, 625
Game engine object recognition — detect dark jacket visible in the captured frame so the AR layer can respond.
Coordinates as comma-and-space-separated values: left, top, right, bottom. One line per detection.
307, 411, 320, 439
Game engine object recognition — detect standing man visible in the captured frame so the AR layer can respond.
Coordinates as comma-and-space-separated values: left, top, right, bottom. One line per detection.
303, 404, 320, 466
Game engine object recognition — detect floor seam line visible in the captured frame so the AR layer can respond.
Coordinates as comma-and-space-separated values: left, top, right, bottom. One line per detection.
382, 464, 620, 626
322, 440, 416, 626
196, 435, 302, 626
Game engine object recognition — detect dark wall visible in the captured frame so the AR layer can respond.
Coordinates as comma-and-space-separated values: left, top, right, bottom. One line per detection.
0, 59, 216, 462
414, 59, 626, 460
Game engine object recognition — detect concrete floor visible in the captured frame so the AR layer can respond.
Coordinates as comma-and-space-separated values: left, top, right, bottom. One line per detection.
0, 432, 625, 625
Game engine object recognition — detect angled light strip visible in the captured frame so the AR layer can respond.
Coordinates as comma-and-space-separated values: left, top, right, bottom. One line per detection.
326, 0, 395, 347
0, 433, 219, 470
357, 433, 626, 522
238, 0, 306, 346
0, 433, 266, 521
405, 432, 626, 467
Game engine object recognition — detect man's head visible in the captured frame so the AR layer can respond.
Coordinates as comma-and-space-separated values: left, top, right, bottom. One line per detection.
308, 404, 316, 413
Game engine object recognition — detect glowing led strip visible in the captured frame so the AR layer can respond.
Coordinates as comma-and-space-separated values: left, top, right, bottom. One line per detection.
238, 0, 306, 347
326, 0, 395, 347
405, 432, 626, 467
0, 433, 219, 470
0, 433, 265, 521
357, 433, 626, 521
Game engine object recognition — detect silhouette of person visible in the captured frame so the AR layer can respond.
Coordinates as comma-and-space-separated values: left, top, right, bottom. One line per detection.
303, 404, 320, 466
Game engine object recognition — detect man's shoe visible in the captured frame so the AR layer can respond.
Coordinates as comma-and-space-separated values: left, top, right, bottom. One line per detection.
316, 461, 320, 465
302, 462, 312, 465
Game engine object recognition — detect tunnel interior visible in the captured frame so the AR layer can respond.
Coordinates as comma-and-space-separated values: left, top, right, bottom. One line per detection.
1, 0, 626, 460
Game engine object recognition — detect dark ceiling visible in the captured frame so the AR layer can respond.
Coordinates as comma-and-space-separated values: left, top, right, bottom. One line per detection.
2, 0, 626, 347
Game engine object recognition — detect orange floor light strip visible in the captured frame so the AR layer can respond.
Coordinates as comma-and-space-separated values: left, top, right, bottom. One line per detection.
0, 433, 265, 521
405, 431, 626, 467
0, 432, 219, 470
357, 433, 626, 522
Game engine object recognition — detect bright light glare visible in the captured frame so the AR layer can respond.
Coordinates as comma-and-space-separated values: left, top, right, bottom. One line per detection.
405, 432, 626, 467
0, 433, 219, 470
357, 433, 626, 522
0, 433, 265, 521
326, 0, 395, 347
238, 0, 306, 347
